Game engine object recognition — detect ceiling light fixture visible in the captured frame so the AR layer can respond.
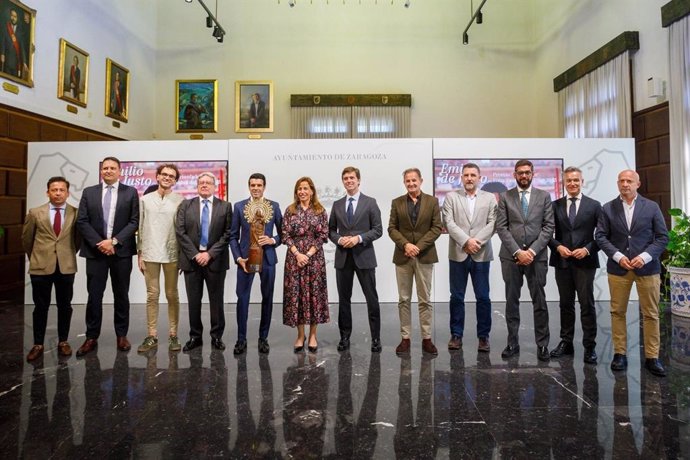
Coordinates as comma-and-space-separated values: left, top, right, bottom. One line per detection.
404, 0, 411, 7
462, 0, 487, 45
188, 0, 226, 43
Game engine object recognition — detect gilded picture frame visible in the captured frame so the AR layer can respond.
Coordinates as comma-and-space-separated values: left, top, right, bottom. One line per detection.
235, 80, 273, 133
0, 0, 36, 87
175, 79, 218, 133
105, 58, 129, 123
57, 38, 89, 107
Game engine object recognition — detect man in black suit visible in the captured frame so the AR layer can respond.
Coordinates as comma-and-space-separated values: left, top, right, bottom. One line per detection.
76, 157, 139, 356
176, 172, 232, 352
548, 166, 601, 364
328, 166, 383, 353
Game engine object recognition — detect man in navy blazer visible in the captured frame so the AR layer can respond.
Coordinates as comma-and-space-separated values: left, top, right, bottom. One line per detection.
229, 173, 282, 355
596, 169, 668, 376
176, 172, 233, 352
548, 167, 601, 364
329, 166, 383, 353
76, 157, 139, 357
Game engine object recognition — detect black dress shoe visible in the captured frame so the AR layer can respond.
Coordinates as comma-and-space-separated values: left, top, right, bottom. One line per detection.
308, 340, 318, 353
258, 338, 270, 354
550, 341, 574, 358
211, 338, 226, 351
337, 337, 350, 352
537, 346, 550, 362
645, 358, 667, 377
183, 337, 203, 352
583, 348, 598, 364
233, 340, 246, 355
371, 338, 382, 353
610, 353, 628, 371
294, 339, 306, 354
501, 344, 520, 358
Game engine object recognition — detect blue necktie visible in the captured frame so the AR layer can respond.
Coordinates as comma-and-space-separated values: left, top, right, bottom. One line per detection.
102, 185, 113, 236
568, 197, 577, 225
520, 190, 528, 218
200, 199, 209, 248
347, 197, 354, 224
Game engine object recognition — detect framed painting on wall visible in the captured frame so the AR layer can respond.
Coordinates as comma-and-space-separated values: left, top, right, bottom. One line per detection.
175, 79, 218, 133
0, 0, 36, 87
235, 80, 273, 133
105, 58, 129, 122
57, 38, 89, 107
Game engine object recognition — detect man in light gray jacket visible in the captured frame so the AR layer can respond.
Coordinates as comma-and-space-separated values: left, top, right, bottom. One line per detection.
442, 162, 497, 352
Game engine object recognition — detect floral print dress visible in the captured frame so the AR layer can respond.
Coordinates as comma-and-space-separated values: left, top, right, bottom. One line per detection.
282, 205, 330, 327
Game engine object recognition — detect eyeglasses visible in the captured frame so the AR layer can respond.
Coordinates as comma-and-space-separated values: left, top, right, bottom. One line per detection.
198, 180, 215, 186
515, 170, 533, 176
158, 172, 177, 179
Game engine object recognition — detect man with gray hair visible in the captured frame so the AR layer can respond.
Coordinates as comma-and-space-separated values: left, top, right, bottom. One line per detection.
176, 172, 233, 352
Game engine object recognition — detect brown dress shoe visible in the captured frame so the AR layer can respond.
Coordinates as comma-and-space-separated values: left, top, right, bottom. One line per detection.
26, 345, 44, 361
58, 341, 73, 357
76, 338, 98, 357
448, 335, 462, 350
395, 338, 411, 354
117, 336, 131, 351
422, 338, 438, 355
478, 338, 490, 352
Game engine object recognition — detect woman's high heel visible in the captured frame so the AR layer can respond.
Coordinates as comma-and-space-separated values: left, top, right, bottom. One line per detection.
308, 341, 318, 353
294, 339, 306, 353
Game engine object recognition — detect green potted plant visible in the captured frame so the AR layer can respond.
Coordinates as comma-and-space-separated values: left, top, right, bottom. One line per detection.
665, 208, 690, 317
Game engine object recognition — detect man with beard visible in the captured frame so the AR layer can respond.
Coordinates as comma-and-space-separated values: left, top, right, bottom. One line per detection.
495, 160, 555, 361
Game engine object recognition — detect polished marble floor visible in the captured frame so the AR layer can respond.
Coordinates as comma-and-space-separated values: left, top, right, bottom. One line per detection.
1, 300, 689, 459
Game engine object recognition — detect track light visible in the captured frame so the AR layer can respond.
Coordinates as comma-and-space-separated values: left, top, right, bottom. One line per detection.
463, 32, 469, 45
206, 16, 213, 28
288, 0, 296, 6
476, 10, 483, 24
212, 26, 221, 38
217, 34, 224, 43
185, 0, 193, 3
404, 0, 410, 7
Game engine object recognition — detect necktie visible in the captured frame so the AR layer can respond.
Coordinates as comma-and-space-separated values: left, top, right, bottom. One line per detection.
200, 199, 209, 248
53, 208, 61, 236
347, 197, 354, 224
102, 185, 113, 236
520, 191, 528, 218
568, 197, 577, 225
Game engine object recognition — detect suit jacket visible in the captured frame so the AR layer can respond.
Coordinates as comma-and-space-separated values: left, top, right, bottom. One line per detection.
22, 203, 80, 275
328, 193, 383, 270
496, 187, 555, 262
229, 198, 282, 266
442, 189, 497, 262
176, 196, 233, 272
388, 191, 442, 265
77, 182, 139, 258
595, 194, 668, 276
548, 195, 601, 269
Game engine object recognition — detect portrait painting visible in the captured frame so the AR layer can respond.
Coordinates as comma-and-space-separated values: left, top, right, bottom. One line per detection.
57, 38, 89, 107
105, 58, 129, 123
235, 80, 273, 133
176, 79, 218, 133
0, 0, 35, 87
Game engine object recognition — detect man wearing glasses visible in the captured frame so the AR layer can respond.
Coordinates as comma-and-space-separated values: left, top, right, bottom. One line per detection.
495, 160, 555, 361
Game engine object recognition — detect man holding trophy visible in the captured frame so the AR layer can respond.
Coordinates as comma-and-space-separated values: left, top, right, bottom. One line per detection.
230, 173, 283, 355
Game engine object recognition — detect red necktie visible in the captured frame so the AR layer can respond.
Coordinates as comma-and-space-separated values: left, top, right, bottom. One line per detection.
53, 208, 61, 236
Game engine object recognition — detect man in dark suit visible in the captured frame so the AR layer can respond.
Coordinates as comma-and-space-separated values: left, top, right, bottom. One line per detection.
388, 168, 442, 355
548, 166, 601, 364
229, 173, 282, 355
249, 93, 267, 128
22, 176, 80, 361
176, 172, 232, 352
329, 166, 383, 353
496, 159, 555, 361
595, 169, 668, 377
76, 157, 139, 356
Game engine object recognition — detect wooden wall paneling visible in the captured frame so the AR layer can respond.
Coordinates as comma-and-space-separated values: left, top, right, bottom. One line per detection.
0, 109, 8, 136
0, 140, 26, 168
8, 113, 40, 141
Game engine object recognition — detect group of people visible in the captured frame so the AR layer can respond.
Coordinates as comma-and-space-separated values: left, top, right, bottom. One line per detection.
22, 157, 670, 377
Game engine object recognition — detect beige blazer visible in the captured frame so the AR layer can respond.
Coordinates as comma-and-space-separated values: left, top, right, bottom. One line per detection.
22, 203, 79, 275
442, 189, 497, 262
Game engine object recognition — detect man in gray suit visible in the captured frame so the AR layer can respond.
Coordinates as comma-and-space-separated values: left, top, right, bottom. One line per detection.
496, 159, 555, 361
442, 162, 497, 352
329, 166, 383, 353
176, 172, 233, 352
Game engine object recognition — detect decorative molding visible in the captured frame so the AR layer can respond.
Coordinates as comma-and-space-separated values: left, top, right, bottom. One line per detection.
662, 0, 690, 27
291, 94, 411, 107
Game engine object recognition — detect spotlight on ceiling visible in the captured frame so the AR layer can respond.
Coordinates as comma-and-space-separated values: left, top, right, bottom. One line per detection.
212, 26, 222, 38
476, 10, 483, 24
185, 0, 193, 3
288, 0, 296, 6
206, 16, 213, 28
462, 32, 469, 45
217, 34, 224, 43
404, 0, 411, 7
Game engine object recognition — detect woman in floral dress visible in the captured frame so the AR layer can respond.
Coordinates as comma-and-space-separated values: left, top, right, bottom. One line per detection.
282, 177, 330, 353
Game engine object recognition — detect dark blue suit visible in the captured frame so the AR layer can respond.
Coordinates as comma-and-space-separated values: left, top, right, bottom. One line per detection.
229, 198, 283, 341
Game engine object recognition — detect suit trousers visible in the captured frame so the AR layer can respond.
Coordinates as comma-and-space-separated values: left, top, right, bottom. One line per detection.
143, 261, 180, 337
235, 264, 276, 341
336, 250, 381, 340
395, 258, 434, 339
183, 265, 226, 340
501, 258, 550, 347
85, 256, 133, 339
449, 258, 492, 339
30, 266, 75, 344
554, 265, 597, 348
608, 271, 661, 358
